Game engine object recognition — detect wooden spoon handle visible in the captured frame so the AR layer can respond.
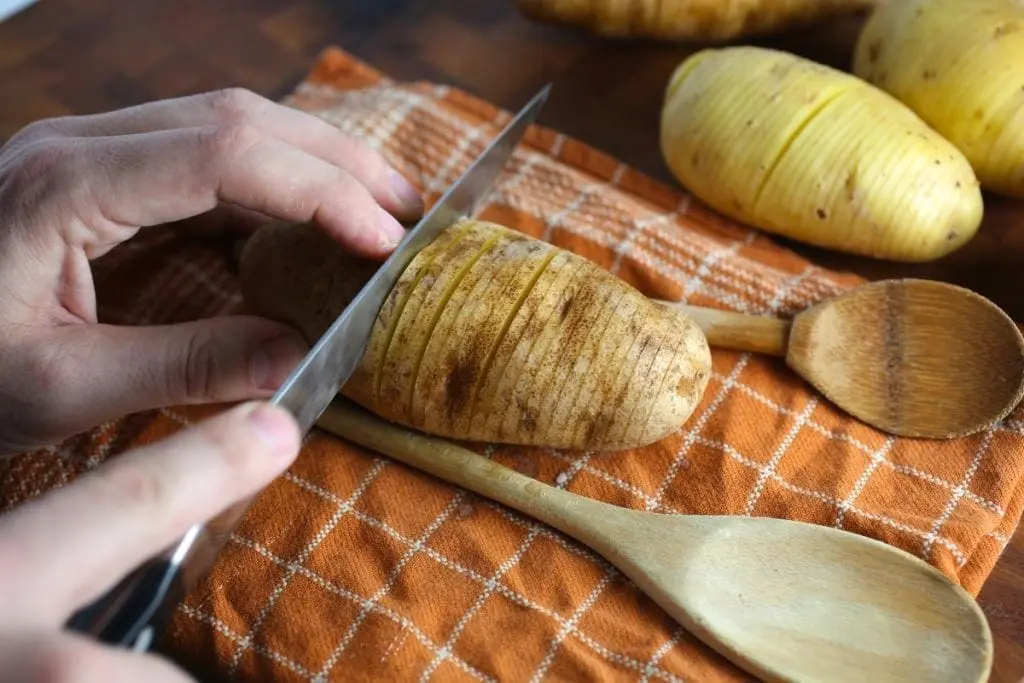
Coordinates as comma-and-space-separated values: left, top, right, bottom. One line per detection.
656, 300, 791, 357
316, 400, 608, 538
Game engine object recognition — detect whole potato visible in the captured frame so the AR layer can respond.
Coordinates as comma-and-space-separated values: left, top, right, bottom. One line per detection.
513, 0, 879, 42
853, 0, 1024, 198
660, 46, 983, 262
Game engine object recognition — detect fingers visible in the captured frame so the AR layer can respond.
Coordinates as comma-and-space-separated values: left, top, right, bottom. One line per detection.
167, 203, 273, 237
41, 316, 308, 433
0, 401, 300, 624
34, 88, 424, 222
76, 125, 407, 258
0, 631, 197, 682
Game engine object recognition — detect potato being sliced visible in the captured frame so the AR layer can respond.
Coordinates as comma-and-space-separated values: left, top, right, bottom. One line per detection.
412, 231, 548, 436
467, 249, 579, 442
239, 218, 712, 451
379, 223, 500, 425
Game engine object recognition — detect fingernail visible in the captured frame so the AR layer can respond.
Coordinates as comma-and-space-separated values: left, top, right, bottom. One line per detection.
246, 403, 298, 456
377, 205, 407, 250
389, 169, 424, 214
253, 333, 308, 391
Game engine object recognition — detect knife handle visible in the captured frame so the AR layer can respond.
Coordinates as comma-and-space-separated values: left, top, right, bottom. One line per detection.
64, 550, 188, 650
65, 495, 252, 650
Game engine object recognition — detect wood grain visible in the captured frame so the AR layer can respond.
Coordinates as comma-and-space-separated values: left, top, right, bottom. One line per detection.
0, 1, 1021, 679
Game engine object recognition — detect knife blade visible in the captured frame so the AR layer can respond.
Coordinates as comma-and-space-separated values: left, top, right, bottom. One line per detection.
63, 83, 552, 650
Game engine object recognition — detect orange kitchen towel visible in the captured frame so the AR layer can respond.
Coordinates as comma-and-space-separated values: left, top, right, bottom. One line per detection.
2, 45, 1023, 682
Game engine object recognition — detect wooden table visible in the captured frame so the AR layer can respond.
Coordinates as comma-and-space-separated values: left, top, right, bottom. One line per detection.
1, 0, 1021, 679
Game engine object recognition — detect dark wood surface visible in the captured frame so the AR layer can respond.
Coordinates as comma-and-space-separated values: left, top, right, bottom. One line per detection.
0, 0, 1021, 679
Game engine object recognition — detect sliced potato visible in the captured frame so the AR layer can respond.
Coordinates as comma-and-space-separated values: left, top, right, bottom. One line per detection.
853, 0, 1024, 197
239, 218, 712, 451
513, 0, 879, 42
660, 46, 984, 262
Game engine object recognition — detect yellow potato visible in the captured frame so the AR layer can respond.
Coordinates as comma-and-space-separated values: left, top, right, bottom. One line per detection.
853, 0, 1024, 197
239, 218, 712, 451
659, 46, 983, 262
513, 0, 879, 41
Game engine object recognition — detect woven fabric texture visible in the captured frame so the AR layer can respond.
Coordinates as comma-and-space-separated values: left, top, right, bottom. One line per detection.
2, 46, 1023, 682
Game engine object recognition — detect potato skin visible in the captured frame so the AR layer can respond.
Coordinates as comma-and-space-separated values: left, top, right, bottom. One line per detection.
853, 0, 1024, 198
659, 46, 983, 262
513, 0, 878, 42
239, 218, 712, 451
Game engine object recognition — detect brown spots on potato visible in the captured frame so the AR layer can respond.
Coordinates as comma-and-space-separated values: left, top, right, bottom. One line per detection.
922, 69, 937, 81
675, 373, 696, 401
956, 181, 962, 189
583, 410, 616, 448
816, 208, 827, 220
994, 22, 1020, 38
691, 151, 700, 168
519, 407, 538, 433
444, 356, 475, 417
560, 294, 574, 322
973, 109, 985, 120
746, 119, 754, 127
677, 366, 708, 403
844, 169, 858, 201
947, 231, 959, 241
867, 39, 883, 65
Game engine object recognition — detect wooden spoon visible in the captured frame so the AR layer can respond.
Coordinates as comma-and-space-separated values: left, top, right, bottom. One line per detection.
659, 278, 1024, 439
316, 399, 993, 683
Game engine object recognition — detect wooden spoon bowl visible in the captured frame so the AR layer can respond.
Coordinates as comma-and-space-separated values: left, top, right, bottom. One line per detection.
666, 278, 1024, 438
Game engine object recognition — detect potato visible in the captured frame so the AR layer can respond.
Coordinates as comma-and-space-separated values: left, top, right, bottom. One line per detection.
853, 0, 1024, 198
659, 46, 983, 262
513, 0, 879, 42
239, 218, 712, 451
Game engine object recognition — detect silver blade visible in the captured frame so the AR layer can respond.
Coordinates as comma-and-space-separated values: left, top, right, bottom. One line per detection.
270, 83, 552, 434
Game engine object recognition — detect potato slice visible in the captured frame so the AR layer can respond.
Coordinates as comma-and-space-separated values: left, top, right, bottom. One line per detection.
412, 231, 549, 435
542, 291, 638, 448
466, 249, 578, 441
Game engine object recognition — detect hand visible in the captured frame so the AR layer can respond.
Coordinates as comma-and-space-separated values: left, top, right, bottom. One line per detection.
0, 87, 423, 455
0, 400, 301, 682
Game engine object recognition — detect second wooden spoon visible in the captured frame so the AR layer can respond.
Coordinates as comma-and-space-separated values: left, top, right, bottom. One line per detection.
316, 399, 993, 683
661, 278, 1024, 439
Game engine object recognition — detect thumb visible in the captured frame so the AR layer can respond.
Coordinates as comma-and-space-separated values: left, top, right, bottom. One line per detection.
49, 316, 308, 428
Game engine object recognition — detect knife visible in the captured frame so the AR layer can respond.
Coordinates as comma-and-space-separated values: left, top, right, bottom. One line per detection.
64, 83, 552, 651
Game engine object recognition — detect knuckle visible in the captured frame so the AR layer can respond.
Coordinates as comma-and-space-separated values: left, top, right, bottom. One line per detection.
0, 139, 77, 213
181, 331, 223, 401
3, 119, 59, 151
100, 457, 167, 513
198, 413, 253, 474
205, 86, 261, 124
9, 139, 68, 182
200, 121, 263, 163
